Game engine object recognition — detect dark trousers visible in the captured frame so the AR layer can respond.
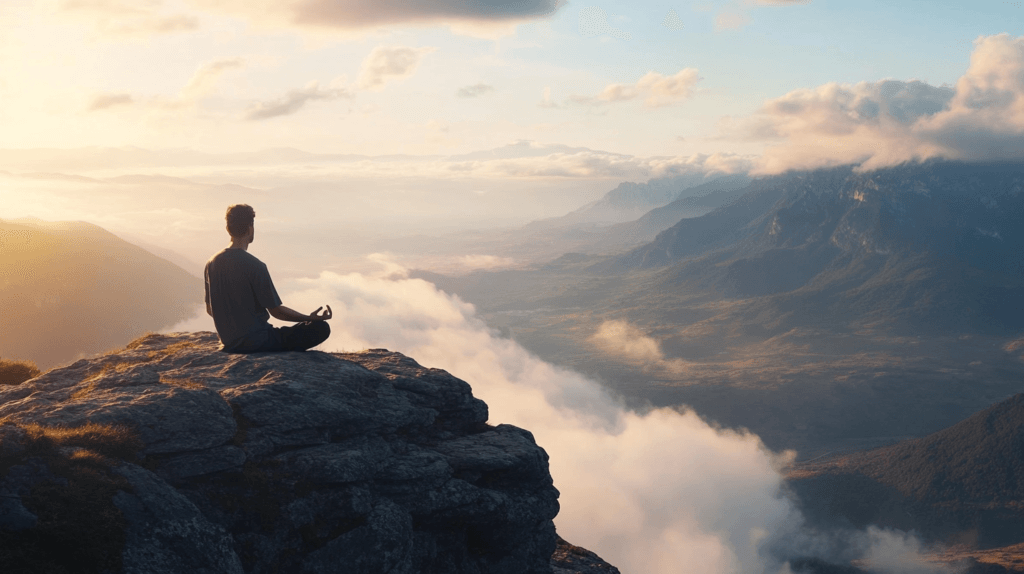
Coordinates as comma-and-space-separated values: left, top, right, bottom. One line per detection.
254, 321, 331, 352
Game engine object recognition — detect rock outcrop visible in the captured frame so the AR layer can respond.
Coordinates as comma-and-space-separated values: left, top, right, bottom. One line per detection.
0, 332, 561, 573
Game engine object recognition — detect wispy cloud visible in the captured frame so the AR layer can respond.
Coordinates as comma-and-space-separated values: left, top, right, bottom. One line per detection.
568, 69, 701, 108
714, 0, 812, 32
182, 58, 245, 98
58, 0, 199, 36
244, 80, 352, 120
456, 83, 495, 98
578, 6, 631, 40
539, 86, 561, 109
662, 8, 686, 30
357, 46, 436, 91
715, 12, 751, 30
86, 58, 245, 114
87, 93, 134, 111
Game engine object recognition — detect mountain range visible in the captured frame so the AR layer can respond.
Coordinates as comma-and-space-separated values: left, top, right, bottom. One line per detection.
419, 160, 1024, 456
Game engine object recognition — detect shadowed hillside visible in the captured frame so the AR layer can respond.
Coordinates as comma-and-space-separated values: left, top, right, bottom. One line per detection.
0, 218, 201, 369
789, 394, 1024, 547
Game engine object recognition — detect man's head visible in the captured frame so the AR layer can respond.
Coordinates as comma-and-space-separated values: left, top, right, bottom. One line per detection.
226, 204, 255, 240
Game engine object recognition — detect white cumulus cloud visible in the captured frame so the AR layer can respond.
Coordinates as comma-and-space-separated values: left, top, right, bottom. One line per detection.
728, 34, 1024, 173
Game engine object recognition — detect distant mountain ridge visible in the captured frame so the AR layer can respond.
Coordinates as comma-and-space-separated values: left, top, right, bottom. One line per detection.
612, 160, 1024, 334
526, 173, 750, 229
0, 218, 202, 368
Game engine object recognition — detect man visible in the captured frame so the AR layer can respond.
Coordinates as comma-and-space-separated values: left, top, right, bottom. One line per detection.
205, 204, 332, 353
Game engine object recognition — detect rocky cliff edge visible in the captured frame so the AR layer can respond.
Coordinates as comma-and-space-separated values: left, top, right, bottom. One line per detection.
0, 331, 578, 574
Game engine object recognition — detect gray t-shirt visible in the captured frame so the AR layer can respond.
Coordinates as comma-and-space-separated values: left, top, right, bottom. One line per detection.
204, 248, 282, 352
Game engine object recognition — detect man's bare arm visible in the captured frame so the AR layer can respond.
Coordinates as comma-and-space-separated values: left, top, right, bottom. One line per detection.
268, 304, 332, 323
206, 302, 213, 317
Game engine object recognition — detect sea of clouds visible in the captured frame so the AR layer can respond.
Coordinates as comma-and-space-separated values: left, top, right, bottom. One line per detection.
166, 261, 955, 574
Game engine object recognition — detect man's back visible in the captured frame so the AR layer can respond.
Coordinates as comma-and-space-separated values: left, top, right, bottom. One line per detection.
204, 248, 282, 352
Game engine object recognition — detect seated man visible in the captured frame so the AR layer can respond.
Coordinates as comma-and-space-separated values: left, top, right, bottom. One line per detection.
205, 204, 331, 353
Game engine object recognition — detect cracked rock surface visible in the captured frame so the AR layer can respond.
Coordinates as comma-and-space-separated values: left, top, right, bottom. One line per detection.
0, 331, 562, 574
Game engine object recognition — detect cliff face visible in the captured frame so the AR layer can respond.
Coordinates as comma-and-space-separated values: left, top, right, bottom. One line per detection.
0, 332, 560, 574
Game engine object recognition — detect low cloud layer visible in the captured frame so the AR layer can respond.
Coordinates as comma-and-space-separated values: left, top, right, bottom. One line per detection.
732, 34, 1024, 173
161, 261, 958, 574
590, 320, 689, 374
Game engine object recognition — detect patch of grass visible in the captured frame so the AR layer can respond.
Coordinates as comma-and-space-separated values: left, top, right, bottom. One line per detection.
0, 422, 144, 574
0, 359, 41, 386
70, 363, 135, 401
29, 422, 144, 461
124, 332, 159, 350
159, 375, 206, 390
147, 339, 199, 361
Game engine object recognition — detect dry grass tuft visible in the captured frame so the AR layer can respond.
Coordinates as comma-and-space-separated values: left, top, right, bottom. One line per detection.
160, 375, 206, 390
0, 358, 41, 386
24, 422, 144, 461
125, 332, 160, 350
0, 421, 145, 572
147, 339, 199, 361
70, 362, 134, 401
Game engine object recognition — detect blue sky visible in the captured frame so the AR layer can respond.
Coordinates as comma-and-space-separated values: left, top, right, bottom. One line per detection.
0, 0, 1022, 169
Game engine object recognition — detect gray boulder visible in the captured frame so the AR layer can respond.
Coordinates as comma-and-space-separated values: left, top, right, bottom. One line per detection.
0, 332, 562, 573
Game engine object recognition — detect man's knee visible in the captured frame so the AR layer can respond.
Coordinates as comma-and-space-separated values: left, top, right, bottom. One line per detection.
310, 321, 330, 345
314, 321, 330, 337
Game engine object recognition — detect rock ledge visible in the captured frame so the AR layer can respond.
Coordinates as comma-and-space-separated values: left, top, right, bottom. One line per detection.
0, 331, 562, 574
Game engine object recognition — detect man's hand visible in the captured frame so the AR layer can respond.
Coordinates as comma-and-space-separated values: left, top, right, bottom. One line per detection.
309, 305, 332, 321
268, 304, 332, 323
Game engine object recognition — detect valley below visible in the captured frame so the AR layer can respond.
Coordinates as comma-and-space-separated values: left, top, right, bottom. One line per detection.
423, 262, 1024, 459
418, 160, 1024, 459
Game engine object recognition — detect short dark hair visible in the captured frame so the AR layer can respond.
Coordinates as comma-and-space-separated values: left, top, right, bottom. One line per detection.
225, 204, 255, 238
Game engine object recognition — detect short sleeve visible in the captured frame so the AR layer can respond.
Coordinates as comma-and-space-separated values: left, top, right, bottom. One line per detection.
251, 262, 283, 310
